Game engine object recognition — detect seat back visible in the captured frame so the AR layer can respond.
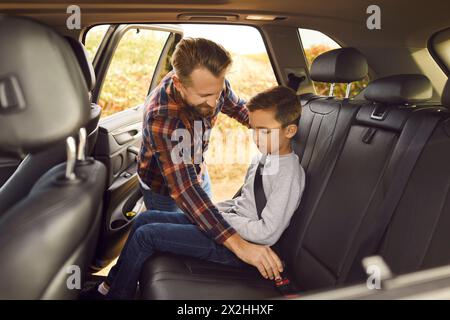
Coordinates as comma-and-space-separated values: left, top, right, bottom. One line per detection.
279, 47, 369, 273
65, 36, 102, 154
282, 72, 443, 291
0, 160, 106, 299
362, 80, 450, 280
0, 35, 102, 214
0, 15, 106, 299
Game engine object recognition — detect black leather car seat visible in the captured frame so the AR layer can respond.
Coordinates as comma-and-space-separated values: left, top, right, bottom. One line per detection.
0, 15, 107, 299
0, 35, 102, 214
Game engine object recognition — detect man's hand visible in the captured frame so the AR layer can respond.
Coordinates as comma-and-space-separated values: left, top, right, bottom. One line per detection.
223, 233, 283, 280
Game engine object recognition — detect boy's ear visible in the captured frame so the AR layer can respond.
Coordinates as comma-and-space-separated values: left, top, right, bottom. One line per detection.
285, 124, 298, 139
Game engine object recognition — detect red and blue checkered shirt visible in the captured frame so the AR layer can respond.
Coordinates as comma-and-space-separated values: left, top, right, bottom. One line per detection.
137, 71, 250, 244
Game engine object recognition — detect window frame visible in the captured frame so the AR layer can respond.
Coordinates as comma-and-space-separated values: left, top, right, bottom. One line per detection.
86, 24, 180, 106
82, 22, 280, 118
428, 27, 450, 78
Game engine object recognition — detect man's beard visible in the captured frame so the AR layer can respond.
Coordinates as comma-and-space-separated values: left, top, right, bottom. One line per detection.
192, 101, 215, 118
176, 88, 216, 118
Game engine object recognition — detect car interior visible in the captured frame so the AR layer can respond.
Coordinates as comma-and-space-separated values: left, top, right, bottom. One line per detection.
0, 0, 449, 300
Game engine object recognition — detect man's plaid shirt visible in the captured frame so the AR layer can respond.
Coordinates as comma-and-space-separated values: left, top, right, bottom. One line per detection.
138, 71, 249, 244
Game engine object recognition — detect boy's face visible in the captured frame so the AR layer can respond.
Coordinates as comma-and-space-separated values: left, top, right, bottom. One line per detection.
249, 107, 298, 155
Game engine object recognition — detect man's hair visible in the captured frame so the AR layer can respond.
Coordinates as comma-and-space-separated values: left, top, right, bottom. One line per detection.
246, 86, 302, 127
171, 37, 232, 85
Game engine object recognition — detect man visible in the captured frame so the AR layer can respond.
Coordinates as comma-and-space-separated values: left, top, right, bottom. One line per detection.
137, 38, 284, 280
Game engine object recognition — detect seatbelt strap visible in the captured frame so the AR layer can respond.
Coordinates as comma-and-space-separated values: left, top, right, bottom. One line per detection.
253, 155, 300, 296
347, 113, 441, 281
253, 155, 267, 220
232, 185, 243, 199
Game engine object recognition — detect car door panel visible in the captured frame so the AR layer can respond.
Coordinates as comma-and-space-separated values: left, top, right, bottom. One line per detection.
87, 24, 183, 270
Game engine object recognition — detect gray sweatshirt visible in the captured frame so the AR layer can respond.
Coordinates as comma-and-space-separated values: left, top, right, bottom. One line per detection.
216, 152, 305, 246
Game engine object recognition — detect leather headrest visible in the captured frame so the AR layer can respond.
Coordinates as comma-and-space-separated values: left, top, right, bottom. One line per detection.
364, 74, 432, 104
442, 80, 450, 108
310, 48, 368, 83
0, 16, 90, 155
65, 36, 96, 91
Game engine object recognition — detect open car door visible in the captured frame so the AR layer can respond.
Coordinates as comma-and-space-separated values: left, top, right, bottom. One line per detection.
84, 24, 184, 270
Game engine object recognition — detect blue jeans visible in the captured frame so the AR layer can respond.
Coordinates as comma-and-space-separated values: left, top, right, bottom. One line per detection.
140, 170, 212, 213
105, 210, 246, 299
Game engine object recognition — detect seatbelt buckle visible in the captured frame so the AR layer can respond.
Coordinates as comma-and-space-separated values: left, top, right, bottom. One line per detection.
275, 273, 299, 297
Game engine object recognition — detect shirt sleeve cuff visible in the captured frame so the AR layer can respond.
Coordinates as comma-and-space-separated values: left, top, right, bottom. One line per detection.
211, 223, 237, 244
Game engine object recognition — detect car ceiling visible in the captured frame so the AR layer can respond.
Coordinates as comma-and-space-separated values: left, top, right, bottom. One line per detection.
0, 0, 449, 48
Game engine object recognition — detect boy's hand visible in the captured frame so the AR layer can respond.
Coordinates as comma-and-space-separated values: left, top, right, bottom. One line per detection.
223, 233, 283, 280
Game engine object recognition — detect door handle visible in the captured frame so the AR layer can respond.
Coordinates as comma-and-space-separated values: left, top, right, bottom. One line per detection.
113, 129, 140, 145
127, 146, 139, 156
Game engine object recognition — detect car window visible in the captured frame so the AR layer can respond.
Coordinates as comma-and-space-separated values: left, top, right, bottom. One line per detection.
97, 28, 170, 117
298, 28, 369, 98
87, 24, 277, 202
84, 24, 110, 63
180, 24, 278, 202
429, 27, 450, 77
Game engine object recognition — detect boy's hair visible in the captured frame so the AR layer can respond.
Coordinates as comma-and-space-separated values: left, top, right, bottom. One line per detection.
246, 86, 302, 127
171, 37, 232, 86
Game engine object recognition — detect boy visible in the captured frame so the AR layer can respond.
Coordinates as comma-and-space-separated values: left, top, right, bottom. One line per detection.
83, 85, 305, 299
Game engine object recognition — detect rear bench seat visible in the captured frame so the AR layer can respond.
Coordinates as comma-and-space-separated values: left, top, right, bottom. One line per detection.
138, 48, 367, 299
369, 80, 450, 278
281, 74, 445, 291
138, 49, 450, 299
140, 48, 368, 299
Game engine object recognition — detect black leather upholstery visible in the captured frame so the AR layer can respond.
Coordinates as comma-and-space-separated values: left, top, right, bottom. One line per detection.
310, 48, 368, 83
0, 16, 106, 299
0, 141, 65, 214
87, 103, 102, 155
442, 80, 450, 108
64, 36, 101, 153
140, 254, 278, 300
0, 31, 102, 215
0, 15, 89, 156
355, 103, 410, 131
364, 74, 432, 104
288, 104, 417, 289
65, 36, 96, 92
0, 161, 106, 299
138, 50, 450, 299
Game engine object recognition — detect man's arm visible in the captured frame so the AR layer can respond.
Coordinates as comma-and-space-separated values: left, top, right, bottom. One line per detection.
222, 234, 283, 280
148, 115, 283, 279
220, 79, 250, 128
148, 115, 235, 244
